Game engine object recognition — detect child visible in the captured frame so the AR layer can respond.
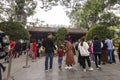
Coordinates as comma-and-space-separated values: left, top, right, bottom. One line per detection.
57, 45, 65, 70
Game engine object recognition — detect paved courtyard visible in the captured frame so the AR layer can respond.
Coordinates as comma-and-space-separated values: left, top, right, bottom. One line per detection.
1, 53, 120, 80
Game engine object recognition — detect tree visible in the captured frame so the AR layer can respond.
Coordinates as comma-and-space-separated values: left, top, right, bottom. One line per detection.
0, 0, 75, 24
0, 0, 119, 26
0, 0, 37, 25
86, 24, 114, 40
0, 0, 89, 24
0, 22, 29, 41
99, 12, 120, 26
54, 27, 68, 47
68, 0, 120, 28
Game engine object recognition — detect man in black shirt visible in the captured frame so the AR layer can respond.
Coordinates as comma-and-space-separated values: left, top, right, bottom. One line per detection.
42, 33, 56, 71
93, 36, 103, 69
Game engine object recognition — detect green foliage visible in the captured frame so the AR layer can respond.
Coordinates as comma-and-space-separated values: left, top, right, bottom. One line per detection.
107, 0, 118, 6
68, 0, 120, 28
54, 27, 68, 47
0, 22, 29, 41
86, 25, 114, 40
99, 12, 120, 26
68, 0, 106, 28
113, 38, 120, 47
0, 0, 37, 24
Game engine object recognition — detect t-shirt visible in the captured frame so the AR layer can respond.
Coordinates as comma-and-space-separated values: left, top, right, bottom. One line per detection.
105, 39, 113, 50
57, 49, 64, 57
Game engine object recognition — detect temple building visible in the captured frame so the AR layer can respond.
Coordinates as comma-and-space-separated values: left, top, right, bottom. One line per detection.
27, 26, 87, 42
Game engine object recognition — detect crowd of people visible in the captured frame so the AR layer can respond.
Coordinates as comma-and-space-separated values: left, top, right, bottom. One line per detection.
1, 32, 120, 78
76, 36, 119, 72
40, 33, 120, 72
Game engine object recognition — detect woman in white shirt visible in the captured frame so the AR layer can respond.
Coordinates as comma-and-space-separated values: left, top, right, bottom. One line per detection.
78, 37, 93, 72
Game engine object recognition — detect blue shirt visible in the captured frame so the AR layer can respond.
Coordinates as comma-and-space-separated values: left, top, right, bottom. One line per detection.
105, 39, 113, 50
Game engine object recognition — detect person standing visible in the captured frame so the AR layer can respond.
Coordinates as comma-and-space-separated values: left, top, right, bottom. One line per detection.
6, 40, 15, 62
0, 34, 10, 80
105, 36, 113, 64
37, 39, 42, 58
14, 40, 22, 58
21, 40, 27, 55
101, 40, 108, 65
93, 36, 103, 69
57, 45, 65, 70
112, 45, 116, 63
78, 37, 93, 72
42, 33, 56, 71
31, 40, 37, 61
64, 35, 75, 69
88, 40, 94, 62
77, 39, 83, 66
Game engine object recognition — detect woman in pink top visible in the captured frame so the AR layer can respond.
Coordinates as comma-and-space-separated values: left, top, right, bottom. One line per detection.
88, 40, 94, 62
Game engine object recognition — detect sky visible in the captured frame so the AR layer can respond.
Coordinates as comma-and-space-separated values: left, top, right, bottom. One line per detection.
27, 2, 71, 26
27, 1, 120, 27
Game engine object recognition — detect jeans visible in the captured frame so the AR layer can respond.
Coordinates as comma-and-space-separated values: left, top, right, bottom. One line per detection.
45, 53, 54, 70
107, 49, 113, 63
90, 53, 95, 61
58, 57, 63, 66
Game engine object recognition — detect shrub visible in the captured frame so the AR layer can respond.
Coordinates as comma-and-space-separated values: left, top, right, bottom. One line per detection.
54, 27, 68, 47
86, 24, 114, 40
0, 22, 29, 41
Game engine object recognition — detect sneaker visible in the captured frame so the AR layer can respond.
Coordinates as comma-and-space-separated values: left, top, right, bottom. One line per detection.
98, 65, 101, 68
98, 65, 102, 69
83, 69, 86, 72
65, 66, 69, 69
68, 66, 72, 69
89, 67, 93, 71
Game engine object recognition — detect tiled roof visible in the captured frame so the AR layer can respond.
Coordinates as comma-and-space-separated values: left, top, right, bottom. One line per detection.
27, 27, 87, 33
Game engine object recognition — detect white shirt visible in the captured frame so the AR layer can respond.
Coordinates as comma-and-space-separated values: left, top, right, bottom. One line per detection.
78, 42, 89, 56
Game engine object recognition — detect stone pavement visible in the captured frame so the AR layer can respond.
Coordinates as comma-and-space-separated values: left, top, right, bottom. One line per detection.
1, 54, 120, 80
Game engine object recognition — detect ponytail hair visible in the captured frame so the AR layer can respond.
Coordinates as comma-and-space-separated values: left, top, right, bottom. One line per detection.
81, 36, 85, 46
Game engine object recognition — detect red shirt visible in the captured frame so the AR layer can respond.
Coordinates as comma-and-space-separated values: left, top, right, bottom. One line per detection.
31, 42, 37, 51
57, 49, 65, 57
10, 41, 15, 49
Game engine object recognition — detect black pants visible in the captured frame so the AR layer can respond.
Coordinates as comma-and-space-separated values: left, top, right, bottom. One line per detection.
81, 56, 91, 69
78, 52, 83, 66
94, 54, 101, 68
112, 50, 116, 63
